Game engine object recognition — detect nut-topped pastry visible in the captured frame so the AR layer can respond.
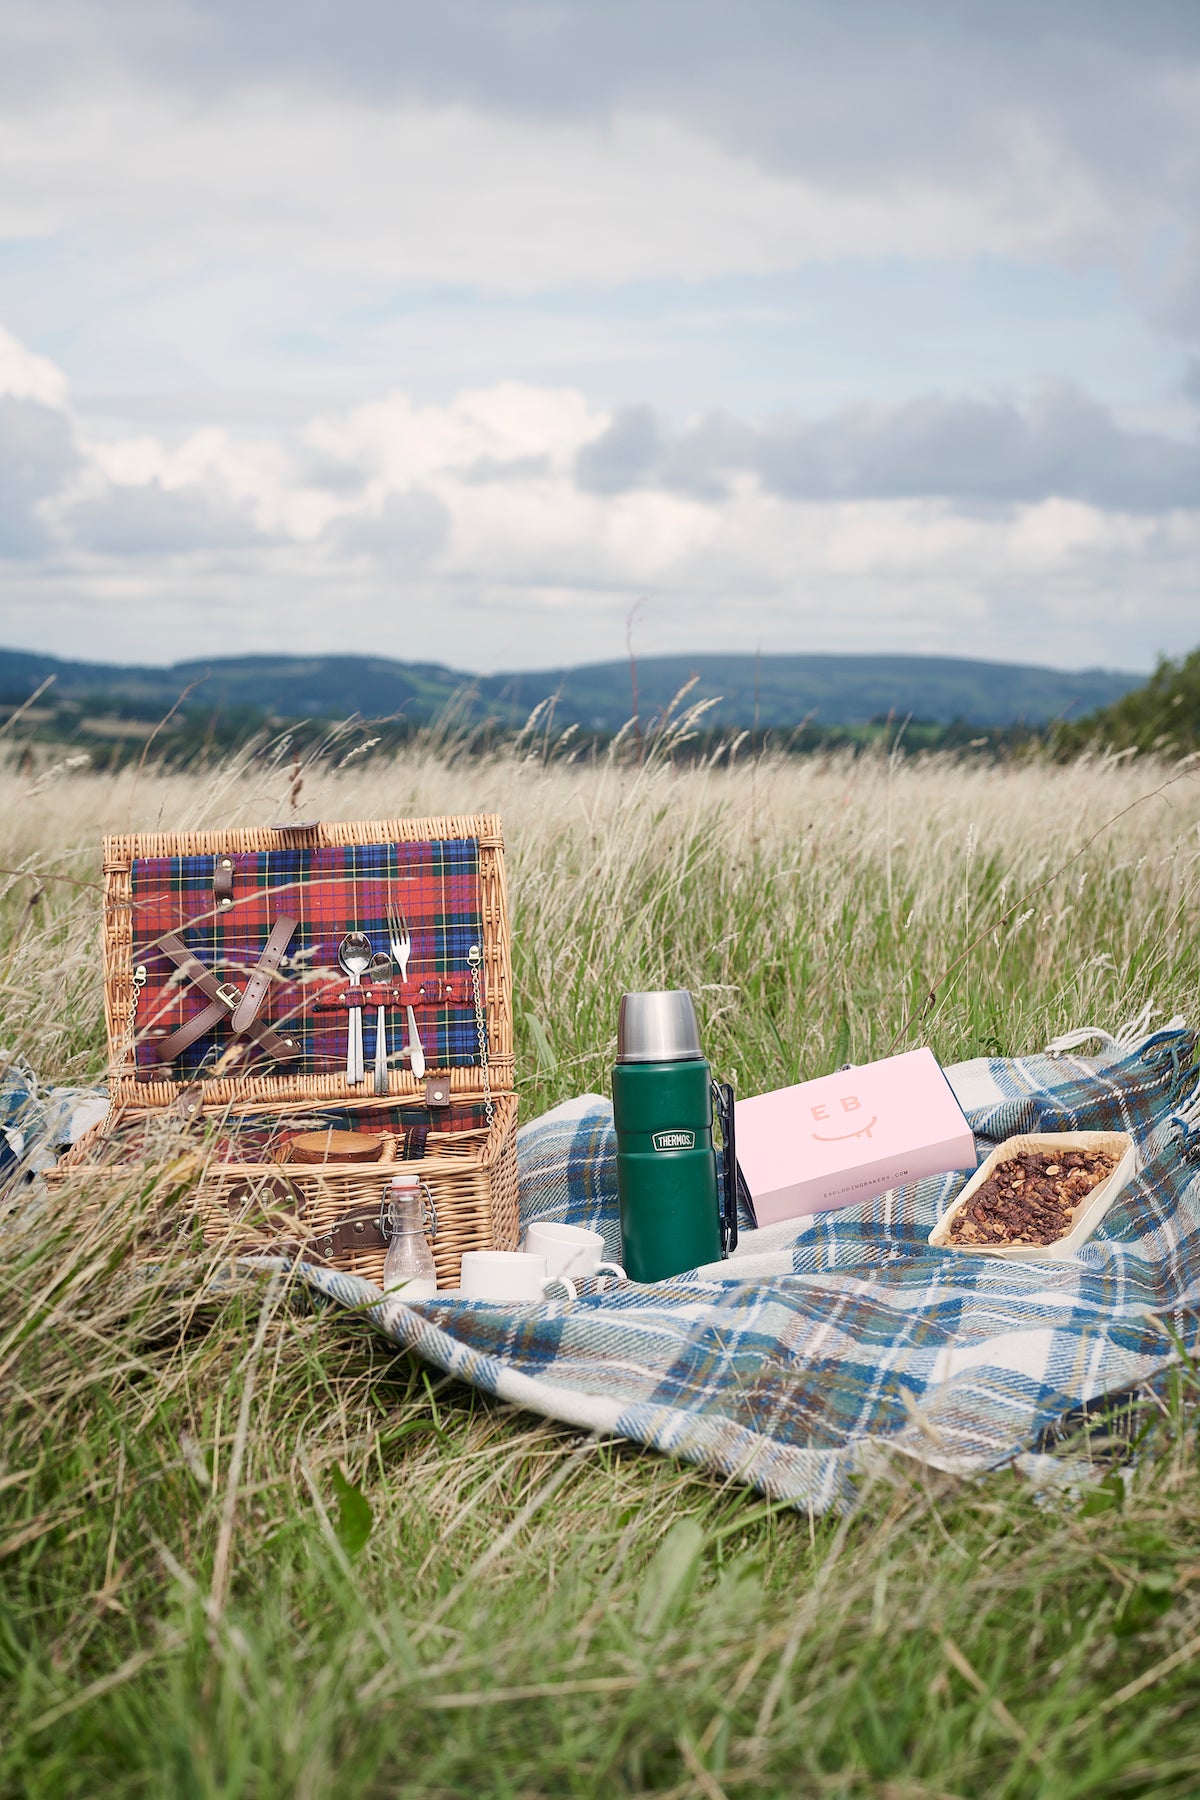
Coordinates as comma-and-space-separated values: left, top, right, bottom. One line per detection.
947, 1147, 1117, 1248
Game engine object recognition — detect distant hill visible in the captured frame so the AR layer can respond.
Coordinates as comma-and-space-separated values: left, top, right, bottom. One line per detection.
491, 653, 1140, 732
0, 646, 1142, 736
0, 648, 468, 722
1051, 646, 1200, 758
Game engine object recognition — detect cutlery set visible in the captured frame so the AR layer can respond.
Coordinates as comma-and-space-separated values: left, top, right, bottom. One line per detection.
141, 906, 435, 1091
339, 910, 425, 1091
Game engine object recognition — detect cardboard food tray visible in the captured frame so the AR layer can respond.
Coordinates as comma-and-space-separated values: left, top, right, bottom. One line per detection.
927, 1130, 1136, 1261
53, 815, 519, 1288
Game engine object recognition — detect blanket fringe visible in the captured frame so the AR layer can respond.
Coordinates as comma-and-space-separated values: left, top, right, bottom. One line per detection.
1175, 1073, 1200, 1129
1045, 1003, 1163, 1056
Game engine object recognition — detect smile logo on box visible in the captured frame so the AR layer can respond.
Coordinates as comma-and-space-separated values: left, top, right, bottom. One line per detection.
812, 1116, 878, 1141
652, 1129, 695, 1151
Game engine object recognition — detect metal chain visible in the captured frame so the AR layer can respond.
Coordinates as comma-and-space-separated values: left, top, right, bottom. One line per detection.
123, 962, 147, 1068
468, 944, 494, 1128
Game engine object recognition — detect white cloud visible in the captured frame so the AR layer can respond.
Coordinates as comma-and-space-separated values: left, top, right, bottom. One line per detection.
0, 8, 1194, 673
64, 476, 271, 557
0, 88, 1120, 298
575, 388, 1200, 513
0, 322, 70, 408
79, 423, 329, 540
330, 488, 450, 564
305, 384, 596, 486
0, 322, 1196, 671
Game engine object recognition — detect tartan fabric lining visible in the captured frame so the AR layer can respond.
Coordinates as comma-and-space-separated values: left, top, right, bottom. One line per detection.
130, 838, 485, 1081
91, 1100, 492, 1165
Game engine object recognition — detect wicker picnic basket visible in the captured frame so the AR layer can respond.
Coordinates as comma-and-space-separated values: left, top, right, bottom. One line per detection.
56, 814, 519, 1288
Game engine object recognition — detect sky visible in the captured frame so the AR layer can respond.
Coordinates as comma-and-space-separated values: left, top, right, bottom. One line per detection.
0, 1, 1198, 675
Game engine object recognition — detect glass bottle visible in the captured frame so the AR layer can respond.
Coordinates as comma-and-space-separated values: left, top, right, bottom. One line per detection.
382, 1175, 438, 1305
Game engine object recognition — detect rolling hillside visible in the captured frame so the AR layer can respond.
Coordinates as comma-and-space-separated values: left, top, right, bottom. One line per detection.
0, 646, 1141, 735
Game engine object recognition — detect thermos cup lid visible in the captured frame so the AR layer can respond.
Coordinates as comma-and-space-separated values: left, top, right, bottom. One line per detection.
616, 990, 703, 1063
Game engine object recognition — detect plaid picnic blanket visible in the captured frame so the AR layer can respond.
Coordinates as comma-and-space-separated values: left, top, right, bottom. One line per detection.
307, 1013, 1200, 1511
8, 1016, 1199, 1510
130, 837, 485, 1080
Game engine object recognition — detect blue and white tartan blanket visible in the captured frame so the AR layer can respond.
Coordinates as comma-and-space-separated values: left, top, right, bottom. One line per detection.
313, 1015, 1200, 1510
10, 1017, 1200, 1511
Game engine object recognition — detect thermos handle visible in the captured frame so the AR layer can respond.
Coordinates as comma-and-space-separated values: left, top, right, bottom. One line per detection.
711, 1080, 743, 1258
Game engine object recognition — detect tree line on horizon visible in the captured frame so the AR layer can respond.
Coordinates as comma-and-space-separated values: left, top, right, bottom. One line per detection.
1047, 644, 1200, 761
1, 644, 1196, 769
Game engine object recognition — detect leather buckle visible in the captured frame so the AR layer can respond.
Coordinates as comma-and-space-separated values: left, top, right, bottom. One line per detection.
214, 981, 242, 1011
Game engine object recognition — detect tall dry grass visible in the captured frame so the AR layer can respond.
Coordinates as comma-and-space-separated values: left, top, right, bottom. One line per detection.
3, 735, 1197, 1098
1, 736, 1199, 1797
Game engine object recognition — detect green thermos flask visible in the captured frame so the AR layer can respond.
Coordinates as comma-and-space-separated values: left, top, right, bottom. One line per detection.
612, 990, 739, 1282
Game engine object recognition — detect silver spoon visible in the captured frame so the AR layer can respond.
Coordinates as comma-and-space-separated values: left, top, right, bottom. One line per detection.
338, 932, 373, 1084
369, 950, 393, 1096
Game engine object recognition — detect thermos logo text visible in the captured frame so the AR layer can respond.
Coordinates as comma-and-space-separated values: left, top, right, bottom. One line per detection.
652, 1129, 696, 1151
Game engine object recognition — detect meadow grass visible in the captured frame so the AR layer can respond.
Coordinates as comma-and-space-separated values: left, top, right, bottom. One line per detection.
1, 734, 1199, 1798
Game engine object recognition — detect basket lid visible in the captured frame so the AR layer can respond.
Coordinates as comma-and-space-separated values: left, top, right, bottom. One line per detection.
101, 814, 513, 1112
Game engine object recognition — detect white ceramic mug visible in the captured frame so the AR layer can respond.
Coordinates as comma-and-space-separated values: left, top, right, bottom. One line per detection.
458, 1250, 577, 1304
522, 1221, 625, 1284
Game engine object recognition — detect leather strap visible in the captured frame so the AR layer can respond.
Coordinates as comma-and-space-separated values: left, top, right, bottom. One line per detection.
232, 915, 297, 1030
154, 923, 301, 1064
222, 1201, 389, 1268
302, 1209, 389, 1265
156, 987, 237, 1062
172, 1083, 205, 1123
319, 976, 467, 1010
214, 856, 235, 907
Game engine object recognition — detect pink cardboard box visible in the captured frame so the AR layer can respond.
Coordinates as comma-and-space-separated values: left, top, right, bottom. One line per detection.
736, 1047, 977, 1226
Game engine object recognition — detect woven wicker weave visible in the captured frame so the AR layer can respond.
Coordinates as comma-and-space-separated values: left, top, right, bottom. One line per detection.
60, 814, 518, 1287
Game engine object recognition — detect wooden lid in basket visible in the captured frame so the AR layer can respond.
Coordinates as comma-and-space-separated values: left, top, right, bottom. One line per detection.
286, 1129, 386, 1164
100, 814, 514, 1113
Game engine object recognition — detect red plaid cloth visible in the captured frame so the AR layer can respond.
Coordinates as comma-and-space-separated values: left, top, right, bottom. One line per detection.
97, 1100, 492, 1163
130, 838, 484, 1081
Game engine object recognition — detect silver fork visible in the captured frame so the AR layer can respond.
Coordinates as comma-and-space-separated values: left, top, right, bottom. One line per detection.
387, 905, 426, 1079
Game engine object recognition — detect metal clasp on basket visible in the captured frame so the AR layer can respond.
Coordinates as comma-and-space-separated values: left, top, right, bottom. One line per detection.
214, 981, 242, 1011
380, 1181, 437, 1241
